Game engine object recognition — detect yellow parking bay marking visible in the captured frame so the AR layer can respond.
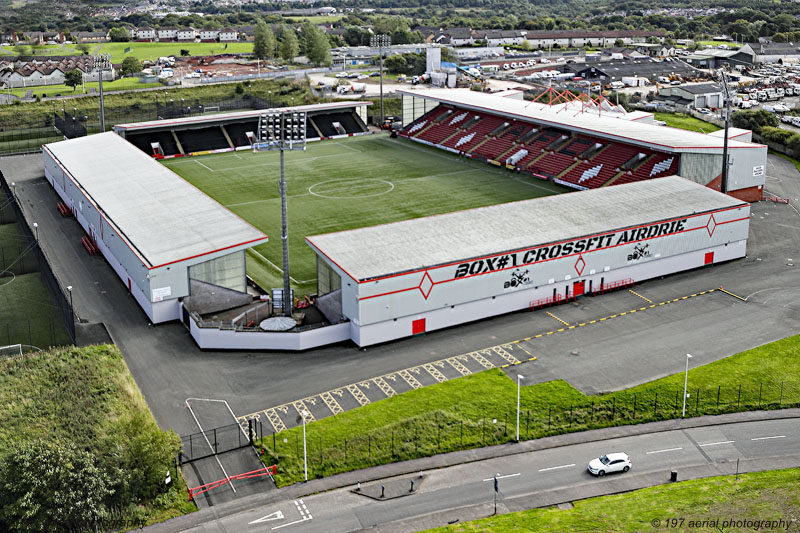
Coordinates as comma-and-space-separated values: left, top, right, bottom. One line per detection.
398, 369, 422, 389
372, 377, 396, 397
346, 384, 371, 406
263, 408, 287, 433
492, 345, 520, 365
470, 351, 495, 370
545, 311, 570, 326
447, 356, 472, 376
719, 286, 748, 301
628, 289, 652, 303
320, 391, 344, 415
423, 363, 448, 383
293, 400, 316, 421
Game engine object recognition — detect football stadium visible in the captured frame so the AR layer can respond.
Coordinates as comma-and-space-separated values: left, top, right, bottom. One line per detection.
40, 88, 766, 350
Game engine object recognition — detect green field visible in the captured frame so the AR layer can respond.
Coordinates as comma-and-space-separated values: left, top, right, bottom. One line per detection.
653, 112, 719, 134
430, 467, 800, 532
0, 41, 255, 62
8, 77, 162, 99
284, 15, 343, 23
162, 135, 568, 294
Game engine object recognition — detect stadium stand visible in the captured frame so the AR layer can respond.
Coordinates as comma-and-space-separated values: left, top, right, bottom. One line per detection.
126, 130, 181, 157
311, 111, 368, 138
177, 127, 230, 153
400, 104, 682, 190
225, 120, 260, 148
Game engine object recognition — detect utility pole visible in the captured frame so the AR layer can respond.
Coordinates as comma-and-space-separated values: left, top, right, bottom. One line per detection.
370, 34, 391, 128
257, 110, 307, 316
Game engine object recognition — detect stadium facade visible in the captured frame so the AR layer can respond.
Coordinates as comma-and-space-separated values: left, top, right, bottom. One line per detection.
308, 176, 749, 346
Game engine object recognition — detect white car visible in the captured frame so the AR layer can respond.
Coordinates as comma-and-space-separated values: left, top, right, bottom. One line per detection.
335, 72, 349, 78
540, 58, 551, 64
588, 452, 631, 476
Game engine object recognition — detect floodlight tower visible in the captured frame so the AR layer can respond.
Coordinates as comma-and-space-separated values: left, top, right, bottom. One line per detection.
94, 53, 112, 132
718, 69, 732, 194
257, 110, 307, 316
370, 34, 391, 127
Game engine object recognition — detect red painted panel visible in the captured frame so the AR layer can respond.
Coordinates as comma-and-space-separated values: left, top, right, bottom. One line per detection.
704, 251, 714, 265
412, 318, 426, 335
573, 280, 585, 297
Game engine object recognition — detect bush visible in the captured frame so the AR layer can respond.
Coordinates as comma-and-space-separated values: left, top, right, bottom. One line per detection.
731, 109, 778, 134
760, 126, 797, 145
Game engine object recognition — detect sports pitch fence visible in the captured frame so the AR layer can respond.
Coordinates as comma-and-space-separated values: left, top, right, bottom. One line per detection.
0, 171, 75, 347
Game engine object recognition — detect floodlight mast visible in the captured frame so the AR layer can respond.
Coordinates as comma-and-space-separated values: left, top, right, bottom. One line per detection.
370, 34, 391, 127
95, 53, 111, 132
258, 110, 307, 317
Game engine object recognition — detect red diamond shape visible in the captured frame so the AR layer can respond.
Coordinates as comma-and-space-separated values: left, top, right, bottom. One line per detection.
706, 214, 717, 238
574, 254, 586, 276
418, 271, 434, 299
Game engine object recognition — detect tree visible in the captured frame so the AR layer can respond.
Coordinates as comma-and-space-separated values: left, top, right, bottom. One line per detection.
13, 43, 29, 57
384, 54, 407, 74
76, 43, 91, 55
109, 27, 130, 42
731, 109, 779, 134
253, 20, 276, 60
278, 27, 299, 63
520, 39, 533, 50
119, 57, 142, 77
64, 69, 83, 91
0, 439, 112, 532
614, 38, 625, 47
772, 33, 788, 43
303, 24, 331, 66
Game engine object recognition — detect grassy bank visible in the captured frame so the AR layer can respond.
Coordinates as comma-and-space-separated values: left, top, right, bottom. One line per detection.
770, 149, 800, 173
8, 77, 162, 99
0, 345, 195, 527
259, 335, 800, 487
430, 467, 800, 532
653, 112, 718, 133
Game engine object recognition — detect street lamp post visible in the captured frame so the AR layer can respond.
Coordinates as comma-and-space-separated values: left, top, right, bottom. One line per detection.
66, 285, 74, 324
516, 374, 524, 442
32, 222, 38, 242
682, 353, 693, 418
370, 34, 391, 128
301, 409, 309, 482
718, 68, 732, 194
94, 53, 111, 132
257, 110, 307, 316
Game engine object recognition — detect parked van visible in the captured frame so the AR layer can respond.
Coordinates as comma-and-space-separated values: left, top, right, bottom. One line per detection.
610, 81, 625, 89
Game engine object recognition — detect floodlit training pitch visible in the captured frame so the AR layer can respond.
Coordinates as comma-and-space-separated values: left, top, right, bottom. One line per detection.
162, 136, 570, 294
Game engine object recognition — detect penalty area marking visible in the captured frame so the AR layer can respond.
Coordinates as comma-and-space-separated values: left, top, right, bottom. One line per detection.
308, 178, 394, 199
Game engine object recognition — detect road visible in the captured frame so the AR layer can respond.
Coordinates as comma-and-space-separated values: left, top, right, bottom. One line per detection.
149, 416, 800, 532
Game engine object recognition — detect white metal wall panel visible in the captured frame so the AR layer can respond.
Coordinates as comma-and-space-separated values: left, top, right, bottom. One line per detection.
353, 205, 749, 326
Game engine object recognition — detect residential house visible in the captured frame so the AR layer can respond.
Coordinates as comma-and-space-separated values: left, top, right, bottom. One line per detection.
474, 29, 527, 46
176, 28, 197, 42
199, 28, 219, 42
218, 28, 238, 42
445, 28, 474, 46
237, 26, 255, 41
157, 27, 179, 41
74, 31, 109, 43
135, 27, 156, 41
22, 31, 64, 44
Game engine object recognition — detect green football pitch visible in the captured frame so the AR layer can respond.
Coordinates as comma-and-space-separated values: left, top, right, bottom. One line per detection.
162, 135, 570, 295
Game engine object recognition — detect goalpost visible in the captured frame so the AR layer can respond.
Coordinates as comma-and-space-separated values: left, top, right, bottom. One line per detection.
0, 344, 23, 357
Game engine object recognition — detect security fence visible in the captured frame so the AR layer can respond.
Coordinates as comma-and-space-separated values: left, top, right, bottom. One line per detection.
178, 419, 263, 465
259, 379, 800, 482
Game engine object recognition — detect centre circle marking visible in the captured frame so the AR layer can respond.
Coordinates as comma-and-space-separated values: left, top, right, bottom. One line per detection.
308, 178, 394, 199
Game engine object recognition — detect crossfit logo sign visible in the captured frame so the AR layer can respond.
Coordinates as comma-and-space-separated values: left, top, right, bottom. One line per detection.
453, 218, 687, 279
504, 269, 532, 290
627, 243, 652, 262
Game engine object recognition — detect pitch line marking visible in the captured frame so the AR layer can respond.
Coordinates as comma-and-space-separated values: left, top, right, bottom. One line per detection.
193, 159, 214, 172
628, 289, 653, 303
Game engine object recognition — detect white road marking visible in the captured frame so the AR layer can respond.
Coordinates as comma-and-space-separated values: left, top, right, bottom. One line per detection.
271, 500, 313, 530
184, 398, 236, 493
698, 440, 735, 447
538, 464, 575, 472
482, 472, 521, 481
751, 435, 786, 441
249, 510, 284, 524
646, 447, 683, 455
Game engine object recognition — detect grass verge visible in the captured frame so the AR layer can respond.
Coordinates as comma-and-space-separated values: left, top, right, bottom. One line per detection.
429, 467, 800, 532
258, 335, 800, 487
653, 112, 719, 133
0, 344, 195, 527
769, 149, 800, 173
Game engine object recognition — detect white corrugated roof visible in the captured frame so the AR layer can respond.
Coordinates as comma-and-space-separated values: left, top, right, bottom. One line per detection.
44, 132, 267, 268
114, 101, 370, 132
307, 176, 746, 281
399, 88, 764, 151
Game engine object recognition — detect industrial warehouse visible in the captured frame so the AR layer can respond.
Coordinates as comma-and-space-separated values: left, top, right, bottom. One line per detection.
39, 91, 758, 350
